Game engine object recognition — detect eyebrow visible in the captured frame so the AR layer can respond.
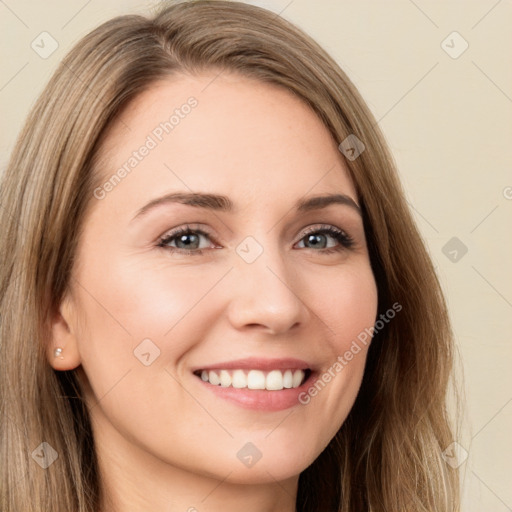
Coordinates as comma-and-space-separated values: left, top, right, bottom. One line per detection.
131, 191, 361, 221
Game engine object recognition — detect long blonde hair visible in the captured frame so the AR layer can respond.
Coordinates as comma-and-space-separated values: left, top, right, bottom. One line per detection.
0, 1, 461, 510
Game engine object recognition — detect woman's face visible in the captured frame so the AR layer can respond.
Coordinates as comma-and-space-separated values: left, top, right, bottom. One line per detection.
54, 72, 378, 485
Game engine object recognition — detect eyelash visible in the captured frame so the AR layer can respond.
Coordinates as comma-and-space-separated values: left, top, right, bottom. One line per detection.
157, 224, 355, 256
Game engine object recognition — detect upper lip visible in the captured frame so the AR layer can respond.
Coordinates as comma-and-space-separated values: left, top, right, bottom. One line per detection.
192, 357, 313, 372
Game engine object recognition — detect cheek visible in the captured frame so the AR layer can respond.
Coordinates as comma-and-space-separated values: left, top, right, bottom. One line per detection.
313, 263, 378, 348
75, 255, 215, 345
296, 264, 378, 431
71, 257, 238, 412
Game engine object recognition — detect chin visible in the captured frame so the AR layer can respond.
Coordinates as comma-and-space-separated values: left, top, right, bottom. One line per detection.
197, 440, 321, 485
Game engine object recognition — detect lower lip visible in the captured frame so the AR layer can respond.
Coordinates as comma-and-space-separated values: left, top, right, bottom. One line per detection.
194, 372, 317, 411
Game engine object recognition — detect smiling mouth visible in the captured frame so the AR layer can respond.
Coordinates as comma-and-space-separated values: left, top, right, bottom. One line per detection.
193, 368, 312, 391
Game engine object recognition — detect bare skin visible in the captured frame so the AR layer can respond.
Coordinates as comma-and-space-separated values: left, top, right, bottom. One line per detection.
48, 71, 378, 512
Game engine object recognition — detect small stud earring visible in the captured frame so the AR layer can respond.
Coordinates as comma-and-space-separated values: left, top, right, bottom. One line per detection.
54, 347, 63, 358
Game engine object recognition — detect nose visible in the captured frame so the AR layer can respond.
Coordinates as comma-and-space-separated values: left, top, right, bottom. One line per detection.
225, 242, 311, 335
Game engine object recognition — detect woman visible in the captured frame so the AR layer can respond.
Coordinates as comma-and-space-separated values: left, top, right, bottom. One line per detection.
0, 1, 461, 510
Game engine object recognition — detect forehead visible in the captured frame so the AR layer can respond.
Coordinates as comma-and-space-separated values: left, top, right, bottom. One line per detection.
93, 71, 357, 211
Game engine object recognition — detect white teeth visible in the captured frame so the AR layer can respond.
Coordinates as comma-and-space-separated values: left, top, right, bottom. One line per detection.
219, 370, 232, 387
198, 368, 307, 390
266, 370, 283, 390
292, 369, 303, 388
283, 369, 293, 388
208, 370, 220, 385
232, 369, 247, 388
247, 370, 266, 389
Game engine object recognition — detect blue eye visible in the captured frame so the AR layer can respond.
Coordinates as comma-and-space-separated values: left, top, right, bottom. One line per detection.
158, 225, 212, 255
157, 224, 354, 255
297, 225, 354, 254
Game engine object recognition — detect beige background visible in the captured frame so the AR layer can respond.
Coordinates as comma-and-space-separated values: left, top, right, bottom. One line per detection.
1, 1, 511, 510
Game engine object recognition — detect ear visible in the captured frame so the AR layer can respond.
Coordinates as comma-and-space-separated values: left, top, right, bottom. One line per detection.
47, 293, 82, 371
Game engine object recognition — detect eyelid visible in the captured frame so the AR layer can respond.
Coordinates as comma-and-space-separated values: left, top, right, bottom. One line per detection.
298, 223, 351, 240
158, 224, 216, 246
